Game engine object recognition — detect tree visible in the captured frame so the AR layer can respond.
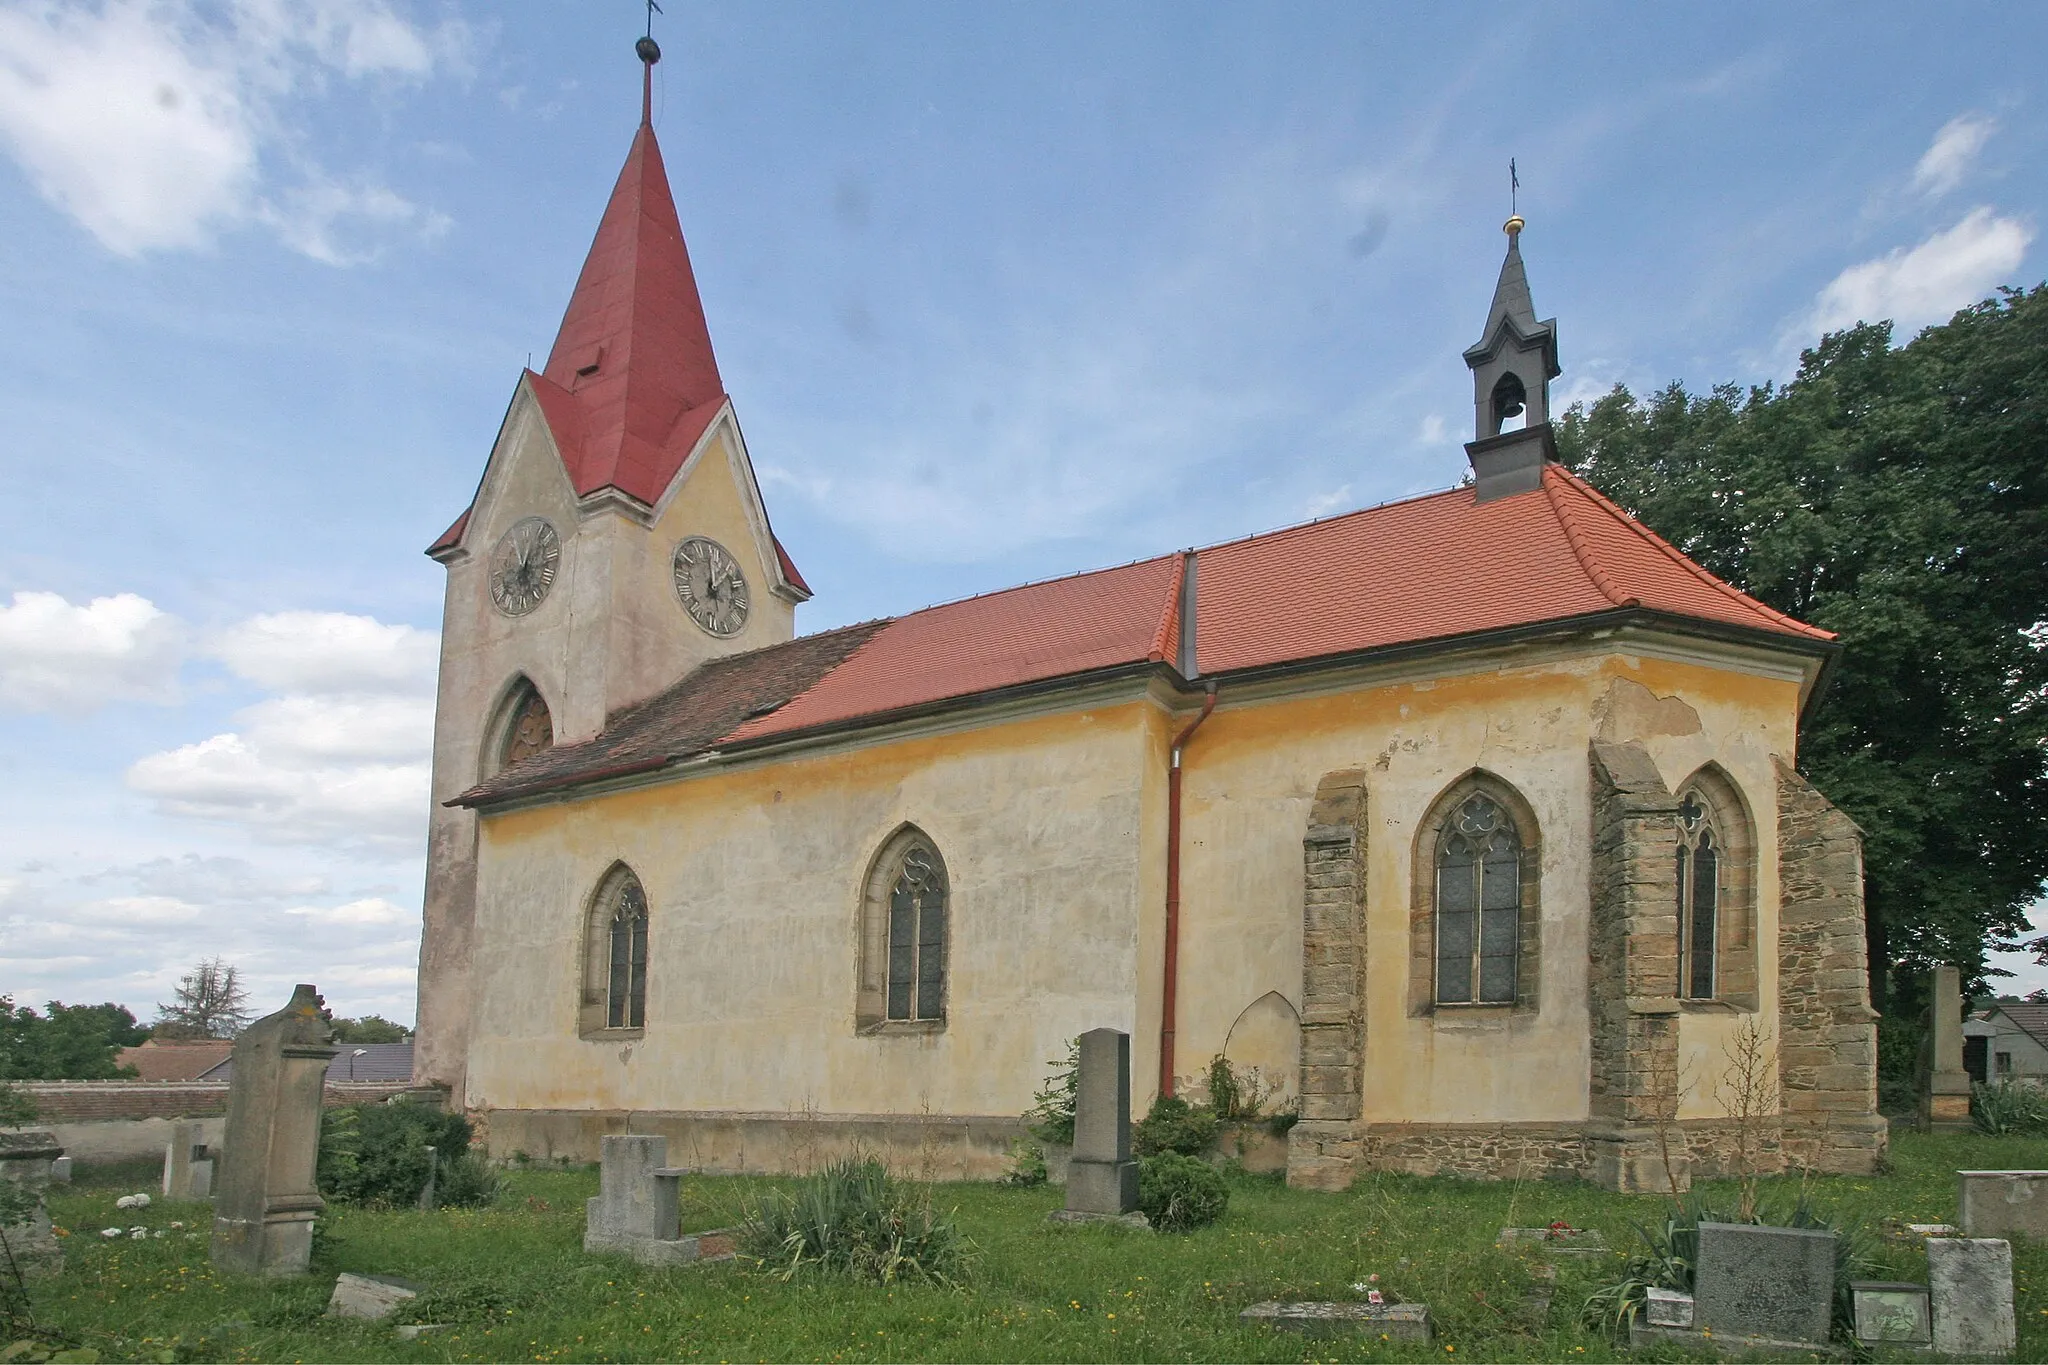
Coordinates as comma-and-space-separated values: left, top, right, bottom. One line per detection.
1555, 290, 2048, 1015
328, 1015, 411, 1044
0, 997, 148, 1080
154, 958, 252, 1040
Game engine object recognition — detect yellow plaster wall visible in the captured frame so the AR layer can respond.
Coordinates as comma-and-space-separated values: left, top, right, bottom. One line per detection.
1170, 646, 1801, 1125
466, 702, 1158, 1119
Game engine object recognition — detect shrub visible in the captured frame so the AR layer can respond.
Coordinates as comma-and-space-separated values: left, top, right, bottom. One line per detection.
739, 1156, 973, 1285
1204, 1054, 1243, 1119
1137, 1152, 1228, 1232
1973, 1079, 2048, 1135
1132, 1095, 1218, 1157
998, 1138, 1048, 1187
1024, 1040, 1078, 1146
318, 1100, 498, 1209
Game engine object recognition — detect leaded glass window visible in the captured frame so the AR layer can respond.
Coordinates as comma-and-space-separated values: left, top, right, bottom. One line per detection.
1677, 791, 1719, 1000
885, 843, 947, 1022
607, 876, 649, 1029
1434, 794, 1521, 1005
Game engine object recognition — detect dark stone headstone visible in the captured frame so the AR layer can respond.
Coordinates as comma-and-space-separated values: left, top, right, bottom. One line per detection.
1059, 1028, 1139, 1218
1692, 1222, 1834, 1347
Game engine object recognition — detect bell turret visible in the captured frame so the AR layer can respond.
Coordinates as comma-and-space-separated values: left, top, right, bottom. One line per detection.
1461, 215, 1561, 501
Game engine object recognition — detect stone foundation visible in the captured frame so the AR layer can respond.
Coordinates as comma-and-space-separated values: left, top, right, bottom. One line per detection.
482, 1108, 1022, 1179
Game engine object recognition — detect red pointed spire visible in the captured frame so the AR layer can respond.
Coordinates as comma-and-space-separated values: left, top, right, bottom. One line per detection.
532, 69, 727, 507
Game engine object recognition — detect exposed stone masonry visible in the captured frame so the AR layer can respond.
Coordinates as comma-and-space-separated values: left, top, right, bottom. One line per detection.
1287, 769, 1369, 1190
1586, 740, 1686, 1192
1773, 759, 1886, 1171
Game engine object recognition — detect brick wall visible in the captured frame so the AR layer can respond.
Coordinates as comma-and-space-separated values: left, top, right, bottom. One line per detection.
13, 1080, 411, 1124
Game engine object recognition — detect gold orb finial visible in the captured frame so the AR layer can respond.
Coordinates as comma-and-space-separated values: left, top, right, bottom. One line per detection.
1504, 214, 1525, 238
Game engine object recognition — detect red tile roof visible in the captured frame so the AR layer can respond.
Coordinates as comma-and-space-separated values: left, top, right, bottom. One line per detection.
426, 118, 807, 595
116, 1039, 234, 1083
456, 462, 1833, 808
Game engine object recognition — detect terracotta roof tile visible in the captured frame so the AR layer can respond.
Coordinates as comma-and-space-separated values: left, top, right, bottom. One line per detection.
457, 620, 887, 805
459, 463, 1832, 807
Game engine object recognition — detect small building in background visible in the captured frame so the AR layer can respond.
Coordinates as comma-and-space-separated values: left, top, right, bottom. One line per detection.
1964, 1004, 2048, 1085
114, 1039, 234, 1083
200, 1040, 414, 1086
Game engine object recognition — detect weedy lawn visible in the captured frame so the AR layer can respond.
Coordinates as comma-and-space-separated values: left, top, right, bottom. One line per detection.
18, 1130, 2048, 1363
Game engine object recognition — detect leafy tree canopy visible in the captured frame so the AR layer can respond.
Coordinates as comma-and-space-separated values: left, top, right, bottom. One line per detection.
1555, 288, 2048, 1001
0, 996, 149, 1080
329, 1014, 412, 1044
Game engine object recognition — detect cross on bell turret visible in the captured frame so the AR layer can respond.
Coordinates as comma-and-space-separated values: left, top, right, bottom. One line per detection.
1461, 214, 1562, 502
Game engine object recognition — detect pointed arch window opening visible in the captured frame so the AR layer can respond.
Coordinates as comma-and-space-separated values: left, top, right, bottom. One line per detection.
1490, 372, 1529, 435
501, 685, 554, 770
1434, 794, 1522, 1005
607, 877, 649, 1030
885, 843, 948, 1022
1677, 791, 1719, 1000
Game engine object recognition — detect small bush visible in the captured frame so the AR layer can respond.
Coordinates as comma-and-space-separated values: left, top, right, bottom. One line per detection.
1137, 1152, 1228, 1232
1024, 1040, 1079, 1146
1973, 1079, 2048, 1135
998, 1139, 1048, 1187
739, 1156, 973, 1285
1204, 1054, 1243, 1119
1132, 1095, 1218, 1157
318, 1100, 498, 1209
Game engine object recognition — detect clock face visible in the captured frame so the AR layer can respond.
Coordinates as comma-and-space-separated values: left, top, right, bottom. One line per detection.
488, 517, 561, 617
673, 535, 750, 636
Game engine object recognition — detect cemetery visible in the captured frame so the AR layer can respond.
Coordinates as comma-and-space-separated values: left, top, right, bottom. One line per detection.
3, 1003, 2047, 1362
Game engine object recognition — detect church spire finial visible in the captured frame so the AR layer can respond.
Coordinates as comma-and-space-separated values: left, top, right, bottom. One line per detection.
636, 1, 663, 127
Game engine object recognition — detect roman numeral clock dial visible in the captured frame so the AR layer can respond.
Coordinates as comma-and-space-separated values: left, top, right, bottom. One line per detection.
672, 535, 750, 636
488, 517, 561, 617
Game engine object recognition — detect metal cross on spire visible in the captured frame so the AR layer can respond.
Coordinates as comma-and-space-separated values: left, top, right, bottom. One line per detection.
636, 0, 664, 125
1510, 158, 1519, 216
645, 0, 662, 39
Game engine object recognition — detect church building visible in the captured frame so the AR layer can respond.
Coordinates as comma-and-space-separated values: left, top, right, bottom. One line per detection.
412, 43, 1885, 1191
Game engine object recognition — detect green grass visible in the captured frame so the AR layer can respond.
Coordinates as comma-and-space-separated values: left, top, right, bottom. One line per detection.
18, 1131, 2048, 1363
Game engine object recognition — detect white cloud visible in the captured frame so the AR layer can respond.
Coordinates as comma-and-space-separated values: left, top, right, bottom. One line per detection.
1418, 414, 1447, 444
0, 590, 183, 713
1796, 208, 2033, 341
1913, 114, 1996, 198
285, 896, 408, 926
0, 0, 459, 261
68, 895, 203, 926
126, 731, 429, 846
212, 610, 436, 694
1303, 484, 1352, 518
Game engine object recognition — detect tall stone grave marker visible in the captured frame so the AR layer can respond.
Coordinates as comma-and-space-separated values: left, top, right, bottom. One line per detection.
210, 984, 338, 1276
1054, 1028, 1141, 1222
1929, 1236, 2016, 1358
1920, 964, 1972, 1131
1692, 1221, 1835, 1348
0, 1130, 65, 1275
583, 1134, 732, 1265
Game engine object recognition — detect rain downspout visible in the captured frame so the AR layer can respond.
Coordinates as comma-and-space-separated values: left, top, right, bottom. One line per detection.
1160, 551, 1213, 1099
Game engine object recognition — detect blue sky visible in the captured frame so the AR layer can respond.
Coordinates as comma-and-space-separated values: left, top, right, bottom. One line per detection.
0, 1, 2043, 1027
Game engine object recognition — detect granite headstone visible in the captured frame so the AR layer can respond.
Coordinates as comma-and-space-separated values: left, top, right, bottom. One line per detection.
1928, 1236, 2016, 1358
1692, 1221, 1835, 1347
1056, 1028, 1141, 1220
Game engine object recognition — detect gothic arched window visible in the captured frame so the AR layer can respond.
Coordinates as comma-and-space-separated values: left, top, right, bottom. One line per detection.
581, 865, 648, 1036
1677, 790, 1720, 1000
857, 828, 949, 1030
1434, 793, 1523, 1005
487, 676, 553, 777
1674, 767, 1756, 1007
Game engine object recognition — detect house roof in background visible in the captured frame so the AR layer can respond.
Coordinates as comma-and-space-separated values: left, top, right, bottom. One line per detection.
116, 1039, 234, 1083
199, 1040, 414, 1084
1984, 1002, 2048, 1049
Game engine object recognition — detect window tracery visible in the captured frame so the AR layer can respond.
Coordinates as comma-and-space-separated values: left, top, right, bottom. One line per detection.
857, 828, 949, 1030
1677, 789, 1720, 1000
1434, 793, 1523, 1005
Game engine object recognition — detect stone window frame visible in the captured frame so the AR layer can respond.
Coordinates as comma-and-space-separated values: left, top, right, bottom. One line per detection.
1409, 771, 1543, 1018
579, 861, 650, 1040
1675, 764, 1758, 1013
482, 673, 553, 779
855, 824, 950, 1035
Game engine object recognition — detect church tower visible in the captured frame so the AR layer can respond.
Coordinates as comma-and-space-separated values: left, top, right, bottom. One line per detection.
1462, 214, 1562, 501
412, 37, 809, 1097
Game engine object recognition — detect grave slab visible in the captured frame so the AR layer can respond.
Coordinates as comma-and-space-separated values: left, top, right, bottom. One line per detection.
326, 1272, 421, 1321
1240, 1301, 1430, 1341
0, 1130, 64, 1275
1693, 1221, 1835, 1348
582, 1134, 735, 1266
1928, 1236, 2015, 1359
1496, 1226, 1609, 1257
1645, 1287, 1693, 1328
1958, 1171, 2048, 1241
1850, 1281, 1931, 1347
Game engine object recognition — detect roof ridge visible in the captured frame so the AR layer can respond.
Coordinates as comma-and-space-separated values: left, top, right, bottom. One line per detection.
1147, 551, 1188, 664
1540, 465, 1633, 607
1192, 480, 1476, 559
713, 617, 899, 748
1547, 466, 1833, 640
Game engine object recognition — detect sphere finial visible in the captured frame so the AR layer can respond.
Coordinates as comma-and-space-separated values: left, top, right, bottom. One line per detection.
1504, 214, 1525, 239
636, 35, 661, 65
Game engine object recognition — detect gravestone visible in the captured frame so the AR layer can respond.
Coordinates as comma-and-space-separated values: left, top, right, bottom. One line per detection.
326, 1272, 421, 1320
1850, 1281, 1932, 1346
1920, 964, 1972, 1131
1959, 1170, 2048, 1241
1928, 1236, 2016, 1358
0, 1130, 64, 1275
209, 984, 338, 1276
1692, 1221, 1835, 1348
162, 1120, 214, 1201
583, 1134, 731, 1266
1051, 1028, 1141, 1223
1240, 1301, 1430, 1340
1645, 1287, 1693, 1328
1496, 1226, 1609, 1257
48, 1156, 71, 1184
